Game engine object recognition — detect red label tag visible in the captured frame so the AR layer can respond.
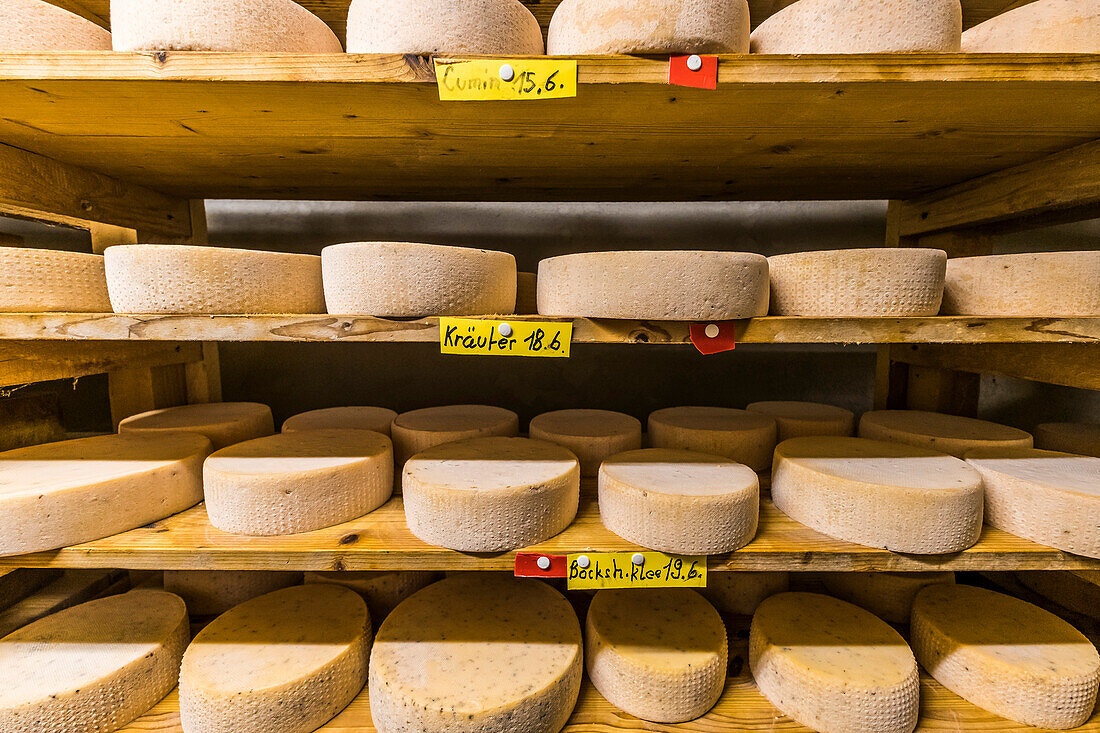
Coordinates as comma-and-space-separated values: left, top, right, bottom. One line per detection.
668, 55, 718, 90
514, 552, 568, 578
689, 322, 737, 354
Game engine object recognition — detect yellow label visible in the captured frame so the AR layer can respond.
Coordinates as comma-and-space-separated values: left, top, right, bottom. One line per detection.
434, 59, 578, 101
440, 318, 572, 358
566, 552, 707, 590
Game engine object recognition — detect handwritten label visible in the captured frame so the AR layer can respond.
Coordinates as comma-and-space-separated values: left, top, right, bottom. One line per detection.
439, 318, 572, 358
434, 59, 578, 101
566, 552, 707, 590
668, 55, 718, 90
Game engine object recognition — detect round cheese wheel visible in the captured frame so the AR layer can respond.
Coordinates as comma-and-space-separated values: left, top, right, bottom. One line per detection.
0, 247, 112, 311
821, 571, 955, 624
1035, 422, 1100, 457
304, 571, 438, 622
104, 244, 325, 315
1016, 571, 1100, 622
118, 401, 274, 450
547, 0, 749, 54
771, 437, 984, 554
346, 0, 543, 54
746, 401, 855, 441
369, 575, 582, 733
586, 589, 726, 723
701, 571, 788, 616
963, 0, 1100, 52
0, 0, 112, 50
164, 570, 303, 616
911, 584, 1100, 729
529, 409, 642, 477
767, 248, 946, 317
321, 242, 517, 317
750, 592, 919, 733
598, 448, 759, 554
942, 251, 1100, 316
859, 410, 1033, 458
180, 585, 371, 733
281, 406, 397, 435
648, 406, 777, 472
0, 590, 188, 733
516, 272, 538, 315
391, 404, 518, 467
537, 250, 769, 320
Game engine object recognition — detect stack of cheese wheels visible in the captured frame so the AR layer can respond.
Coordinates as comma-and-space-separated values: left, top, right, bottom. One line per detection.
965, 448, 1100, 558
403, 436, 580, 551
0, 0, 112, 50
750, 592, 920, 733
771, 437, 984, 554
111, 0, 342, 51
118, 402, 274, 450
0, 247, 112, 311
529, 409, 642, 476
942, 252, 1100, 316
911, 584, 1100, 729
104, 245, 326, 314
0, 433, 209, 556
369, 575, 582, 733
750, 0, 961, 52
746, 400, 855, 441
1015, 571, 1100, 621
598, 448, 759, 554
702, 571, 789, 616
767, 248, 947, 316
822, 571, 955, 624
538, 250, 770, 320
648, 406, 777, 472
346, 0, 543, 54
282, 406, 397, 435
1035, 422, 1100, 457
304, 571, 438, 622
180, 585, 371, 733
204, 429, 393, 535
963, 0, 1100, 52
859, 409, 1033, 458
587, 589, 727, 723
547, 0, 749, 54
321, 242, 518, 317
164, 570, 303, 616
0, 590, 189, 733
391, 404, 518, 467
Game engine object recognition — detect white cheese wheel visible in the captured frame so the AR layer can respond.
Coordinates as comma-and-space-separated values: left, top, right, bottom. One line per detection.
0, 247, 112, 312
821, 571, 955, 624
771, 436, 984, 554
516, 272, 538, 315
1035, 422, 1100, 457
942, 251, 1100, 317
529, 409, 642, 476
746, 400, 855, 441
281, 406, 397, 435
701, 571, 789, 616
911, 584, 1100, 729
598, 448, 759, 554
767, 248, 947, 317
321, 242, 517, 317
963, 0, 1100, 52
1016, 571, 1100, 621
587, 589, 726, 723
346, 0, 543, 54
750, 592, 920, 733
859, 410, 1033, 458
648, 406, 778, 472
391, 404, 519, 467
0, 0, 112, 50
369, 575, 582, 733
163, 570, 303, 616
537, 250, 770, 320
547, 0, 749, 54
965, 447, 1100, 559
204, 429, 393, 536
111, 0, 342, 51
104, 245, 325, 315
118, 402, 274, 450
0, 432, 209, 556
180, 585, 370, 733
304, 571, 438, 623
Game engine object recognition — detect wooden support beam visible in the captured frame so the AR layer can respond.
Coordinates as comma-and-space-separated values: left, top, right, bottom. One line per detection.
0, 340, 203, 387
891, 343, 1100, 391
905, 364, 981, 416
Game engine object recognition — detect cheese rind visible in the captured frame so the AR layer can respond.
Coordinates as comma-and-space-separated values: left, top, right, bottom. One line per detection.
0, 247, 112, 311
963, 0, 1100, 52
942, 251, 1100, 316
529, 409, 642, 477
1035, 422, 1100, 457
346, 0, 543, 54
163, 570, 303, 616
648, 406, 777, 472
281, 406, 397, 435
821, 571, 955, 624
0, 0, 112, 50
701, 572, 788, 616
859, 409, 1033, 458
746, 400, 855, 441
118, 402, 274, 450
304, 571, 438, 622
1015, 571, 1100, 622
391, 404, 519, 467
547, 0, 749, 54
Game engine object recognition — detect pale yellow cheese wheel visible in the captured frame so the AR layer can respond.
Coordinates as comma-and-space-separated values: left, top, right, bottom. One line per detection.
821, 571, 955, 624
391, 404, 519, 467
746, 400, 855, 441
963, 0, 1100, 52
0, 0, 112, 50
648, 406, 777, 472
859, 409, 1033, 458
118, 402, 274, 450
164, 570, 303, 616
0, 247, 112, 312
701, 572, 788, 616
547, 0, 749, 54
529, 408, 642, 476
281, 406, 397, 435
942, 251, 1100, 316
346, 0, 544, 54
304, 571, 438, 622
1035, 422, 1100, 457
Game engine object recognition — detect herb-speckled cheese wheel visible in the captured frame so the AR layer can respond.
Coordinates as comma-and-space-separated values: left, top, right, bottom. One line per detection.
821, 571, 955, 624
1, 0, 112, 50
180, 585, 370, 733
304, 571, 438, 622
369, 575, 582, 733
0, 433, 209, 556
746, 400, 855, 441
963, 0, 1100, 53
750, 592, 920, 733
0, 247, 112, 311
1035, 422, 1100, 457
648, 406, 777, 472
118, 402, 274, 450
547, 0, 749, 54
911, 584, 1100, 730
859, 409, 1033, 458
1016, 571, 1100, 622
0, 590, 188, 733
403, 436, 580, 551
767, 248, 946, 317
771, 437, 983, 554
164, 570, 303, 616
516, 272, 538, 314
281, 406, 397, 435
701, 571, 788, 616
391, 404, 519, 467
346, 0, 543, 54
598, 448, 759, 554
104, 245, 325, 315
942, 252, 1100, 316
538, 250, 770, 320
529, 409, 642, 476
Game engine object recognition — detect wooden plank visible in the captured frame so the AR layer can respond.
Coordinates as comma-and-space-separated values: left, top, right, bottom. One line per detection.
0, 569, 122, 636
0, 568, 63, 612
0, 393, 63, 451
891, 344, 1100, 391
108, 362, 188, 426
0, 341, 203, 387
905, 364, 981, 416
183, 343, 222, 404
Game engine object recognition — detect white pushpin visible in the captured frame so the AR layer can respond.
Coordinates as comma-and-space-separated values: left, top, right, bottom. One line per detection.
631, 553, 645, 566
705, 323, 720, 338
536, 555, 551, 570
498, 322, 513, 337
499, 63, 515, 82
686, 54, 703, 72
577, 555, 591, 569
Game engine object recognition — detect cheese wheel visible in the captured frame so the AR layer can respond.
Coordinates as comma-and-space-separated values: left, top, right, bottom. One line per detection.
1016, 571, 1100, 621
118, 402, 274, 450
111, 0, 342, 51
771, 437, 984, 554
204, 429, 393, 536
750, 592, 920, 733
963, 0, 1100, 52
911, 584, 1100, 729
104, 245, 325, 315
767, 248, 946, 317
701, 571, 789, 616
281, 406, 397, 435
750, 0, 961, 53
965, 447, 1100, 559
346, 0, 543, 54
942, 251, 1100, 316
164, 570, 303, 616
0, 247, 112, 311
537, 250, 770, 320
1035, 422, 1100, 457
321, 242, 517, 317
391, 404, 519, 467
746, 401, 855, 441
180, 585, 370, 733
516, 272, 538, 315
587, 589, 725, 723
648, 406, 778, 472
0, 433, 209, 556
821, 571, 955, 624
304, 571, 438, 622
859, 409, 1033, 458
598, 448, 759, 554
547, 0, 749, 54
0, 0, 112, 50
529, 409, 642, 476
369, 574, 582, 733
